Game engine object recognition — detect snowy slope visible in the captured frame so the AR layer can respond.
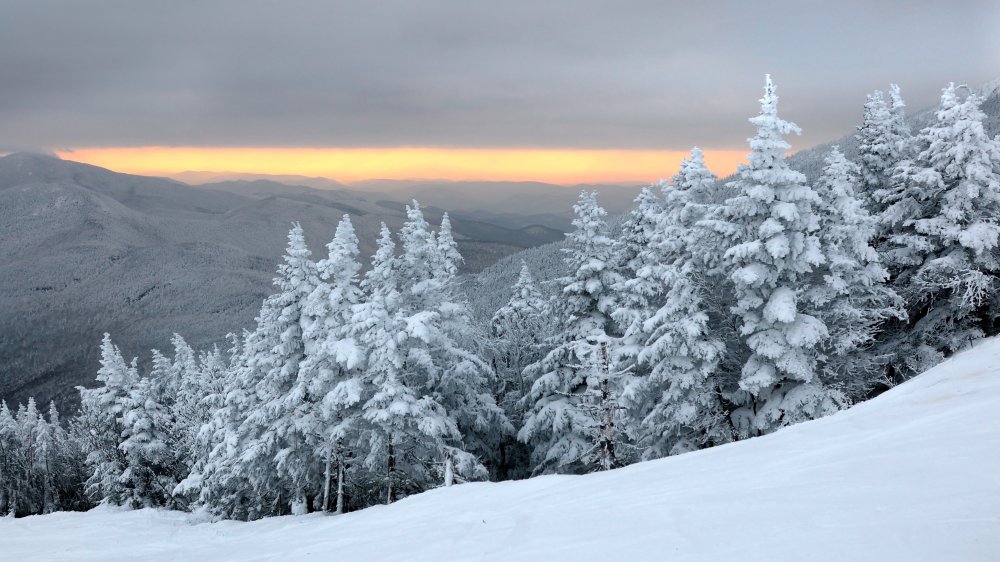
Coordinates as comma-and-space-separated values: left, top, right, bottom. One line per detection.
5, 338, 1000, 561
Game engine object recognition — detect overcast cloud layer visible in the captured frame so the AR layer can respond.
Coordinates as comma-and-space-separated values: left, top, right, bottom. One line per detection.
2, 1, 998, 153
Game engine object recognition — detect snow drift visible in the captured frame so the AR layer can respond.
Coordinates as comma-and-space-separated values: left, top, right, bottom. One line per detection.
4, 336, 1000, 561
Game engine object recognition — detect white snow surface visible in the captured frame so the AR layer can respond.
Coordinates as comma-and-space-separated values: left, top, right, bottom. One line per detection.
5, 337, 1000, 561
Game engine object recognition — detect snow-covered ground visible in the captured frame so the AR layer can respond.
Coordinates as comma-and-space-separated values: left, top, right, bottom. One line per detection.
5, 338, 1000, 561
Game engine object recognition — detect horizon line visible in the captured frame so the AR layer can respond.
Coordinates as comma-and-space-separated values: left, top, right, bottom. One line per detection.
50, 146, 751, 185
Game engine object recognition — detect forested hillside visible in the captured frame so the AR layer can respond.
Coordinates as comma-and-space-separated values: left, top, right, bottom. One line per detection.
2, 76, 998, 523
0, 156, 560, 409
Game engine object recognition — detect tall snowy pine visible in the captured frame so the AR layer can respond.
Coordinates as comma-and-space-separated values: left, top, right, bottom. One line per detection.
489, 261, 550, 479
810, 147, 905, 394
299, 214, 365, 513
520, 191, 635, 473
195, 223, 320, 519
856, 86, 912, 223
618, 149, 732, 458
349, 223, 471, 503
704, 76, 841, 437
77, 333, 139, 504
879, 83, 1000, 376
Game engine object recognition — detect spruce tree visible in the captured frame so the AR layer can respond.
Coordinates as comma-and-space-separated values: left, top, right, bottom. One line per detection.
349, 225, 471, 503
243, 222, 321, 514
491, 261, 550, 412
397, 204, 510, 478
811, 147, 905, 393
0, 401, 18, 515
77, 333, 139, 504
300, 214, 365, 512
436, 212, 463, 277
119, 375, 178, 508
618, 149, 732, 457
489, 261, 550, 479
854, 84, 914, 250
195, 223, 320, 519
880, 83, 1000, 375
520, 191, 635, 473
612, 184, 665, 343
704, 75, 840, 437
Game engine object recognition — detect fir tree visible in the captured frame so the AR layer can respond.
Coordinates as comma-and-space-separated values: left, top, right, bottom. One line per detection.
489, 261, 550, 479
436, 212, 463, 277
811, 147, 905, 393
613, 184, 665, 342
520, 191, 635, 473
300, 214, 365, 513
617, 149, 732, 458
196, 223, 320, 519
349, 226, 471, 502
704, 75, 841, 437
0, 401, 18, 515
880, 83, 1000, 375
77, 333, 139, 504
856, 87, 912, 219
119, 375, 179, 508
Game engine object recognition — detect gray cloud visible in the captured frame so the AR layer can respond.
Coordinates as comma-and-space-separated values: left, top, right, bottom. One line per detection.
1, 0, 998, 152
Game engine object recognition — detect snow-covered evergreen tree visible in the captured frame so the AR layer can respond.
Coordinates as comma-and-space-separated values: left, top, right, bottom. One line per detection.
671, 148, 729, 272
491, 261, 550, 409
16, 400, 46, 514
810, 147, 905, 393
879, 83, 1000, 376
618, 147, 721, 336
241, 221, 323, 514
299, 214, 365, 512
398, 201, 447, 310
194, 223, 320, 519
613, 149, 733, 458
176, 333, 250, 515
0, 401, 18, 515
703, 75, 841, 437
436, 212, 463, 277
77, 333, 139, 504
520, 191, 636, 473
613, 184, 665, 337
401, 204, 509, 476
489, 261, 550, 479
165, 334, 205, 472
119, 374, 179, 508
0, 399, 88, 517
50, 403, 89, 513
636, 263, 730, 457
349, 225, 465, 502
856, 86, 912, 220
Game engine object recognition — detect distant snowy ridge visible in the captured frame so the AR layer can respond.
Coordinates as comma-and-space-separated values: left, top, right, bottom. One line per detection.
4, 335, 999, 561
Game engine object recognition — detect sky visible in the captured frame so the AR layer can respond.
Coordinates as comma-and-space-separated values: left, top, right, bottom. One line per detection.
1, 1, 998, 183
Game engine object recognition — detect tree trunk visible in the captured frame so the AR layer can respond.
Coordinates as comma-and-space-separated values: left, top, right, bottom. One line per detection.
598, 341, 616, 471
322, 447, 332, 513
386, 441, 396, 505
335, 460, 345, 515
444, 455, 454, 487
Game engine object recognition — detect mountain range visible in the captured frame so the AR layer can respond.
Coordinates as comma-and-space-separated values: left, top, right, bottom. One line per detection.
0, 154, 633, 408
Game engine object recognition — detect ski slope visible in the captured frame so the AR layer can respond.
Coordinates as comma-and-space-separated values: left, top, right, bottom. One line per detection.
5, 338, 1000, 561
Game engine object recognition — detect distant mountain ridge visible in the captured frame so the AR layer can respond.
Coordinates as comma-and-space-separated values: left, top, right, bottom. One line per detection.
178, 173, 645, 231
0, 154, 566, 409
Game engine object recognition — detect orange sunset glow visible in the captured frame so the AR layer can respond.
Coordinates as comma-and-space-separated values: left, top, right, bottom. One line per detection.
55, 147, 748, 184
